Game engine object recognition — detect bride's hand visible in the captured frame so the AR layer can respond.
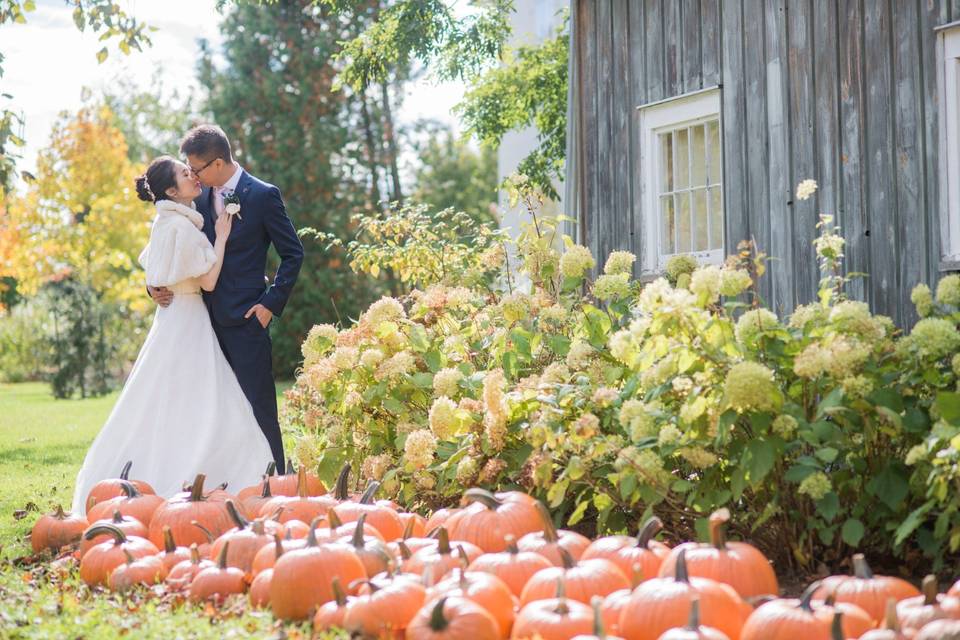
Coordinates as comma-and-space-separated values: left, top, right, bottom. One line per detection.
214, 211, 233, 240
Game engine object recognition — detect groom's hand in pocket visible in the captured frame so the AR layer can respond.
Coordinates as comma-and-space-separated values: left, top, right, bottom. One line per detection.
147, 285, 174, 308
245, 303, 273, 328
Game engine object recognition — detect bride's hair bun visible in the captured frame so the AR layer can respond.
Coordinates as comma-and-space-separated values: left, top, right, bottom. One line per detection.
137, 155, 178, 204
135, 175, 155, 202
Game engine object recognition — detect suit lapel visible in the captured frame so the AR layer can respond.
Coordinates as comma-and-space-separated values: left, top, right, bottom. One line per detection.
198, 187, 216, 243
235, 171, 253, 207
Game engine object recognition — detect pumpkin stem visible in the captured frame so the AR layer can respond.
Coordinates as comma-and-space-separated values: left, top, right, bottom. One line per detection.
462, 488, 502, 511
686, 597, 702, 630
216, 540, 229, 569
53, 504, 67, 520
922, 574, 939, 606
307, 516, 325, 547
273, 532, 284, 559
535, 501, 559, 543
118, 480, 142, 499
188, 474, 207, 502
265, 461, 277, 477
83, 523, 126, 543
331, 576, 347, 607
798, 581, 821, 613
352, 514, 368, 548
437, 527, 451, 555
327, 508, 343, 529
297, 466, 309, 498
505, 534, 519, 554
359, 481, 380, 505
558, 547, 576, 570
111, 509, 125, 523
674, 548, 690, 583
401, 517, 415, 540
851, 553, 874, 579
397, 540, 412, 561
225, 500, 248, 529
637, 516, 664, 548
122, 548, 136, 565
830, 612, 844, 640
422, 564, 436, 589
162, 526, 177, 553
259, 475, 273, 499
882, 597, 901, 631
251, 520, 265, 536
708, 508, 730, 549
191, 520, 215, 544
120, 460, 133, 480
553, 577, 570, 615
428, 597, 450, 632
590, 595, 606, 638
189, 543, 200, 564
334, 463, 352, 501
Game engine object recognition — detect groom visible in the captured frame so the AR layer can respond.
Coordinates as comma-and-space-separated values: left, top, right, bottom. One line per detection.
147, 124, 303, 474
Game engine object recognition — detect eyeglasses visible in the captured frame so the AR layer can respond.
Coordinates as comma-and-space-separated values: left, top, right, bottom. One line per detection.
187, 157, 218, 177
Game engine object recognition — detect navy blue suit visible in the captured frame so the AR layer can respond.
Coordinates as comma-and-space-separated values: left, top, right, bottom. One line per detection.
194, 170, 303, 474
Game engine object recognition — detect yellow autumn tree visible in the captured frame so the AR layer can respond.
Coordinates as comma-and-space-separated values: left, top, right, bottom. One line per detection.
2, 105, 152, 312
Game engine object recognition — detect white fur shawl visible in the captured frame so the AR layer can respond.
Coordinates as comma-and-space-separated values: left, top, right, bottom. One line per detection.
138, 200, 216, 287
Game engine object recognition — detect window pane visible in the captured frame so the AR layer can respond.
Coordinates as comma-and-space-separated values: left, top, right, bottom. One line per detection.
660, 195, 675, 255
675, 128, 689, 189
692, 125, 707, 187
708, 119, 721, 184
677, 192, 692, 253
660, 132, 673, 193
709, 186, 723, 250
694, 188, 709, 251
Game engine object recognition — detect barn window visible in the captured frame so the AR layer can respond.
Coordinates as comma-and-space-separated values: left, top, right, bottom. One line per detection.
638, 88, 723, 275
938, 23, 960, 267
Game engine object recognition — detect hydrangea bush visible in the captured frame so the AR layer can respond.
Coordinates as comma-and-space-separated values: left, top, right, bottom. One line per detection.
284, 177, 960, 570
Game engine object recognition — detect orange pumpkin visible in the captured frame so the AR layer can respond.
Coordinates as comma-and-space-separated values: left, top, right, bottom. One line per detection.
582, 517, 670, 586
468, 534, 553, 598
252, 530, 305, 578
188, 540, 247, 604
406, 595, 501, 640
658, 509, 777, 599
570, 595, 627, 640
239, 473, 277, 519
444, 489, 544, 552
79, 523, 159, 587
513, 579, 595, 640
107, 548, 167, 592
431, 567, 516, 637
83, 460, 155, 514
517, 501, 591, 566
334, 480, 404, 541
424, 507, 459, 533
895, 575, 960, 636
31, 505, 87, 553
268, 458, 326, 496
313, 577, 352, 632
618, 550, 747, 640
258, 466, 338, 524
157, 525, 191, 573
399, 512, 428, 538
270, 517, 367, 620
520, 548, 630, 607
208, 500, 277, 581
813, 554, 921, 622
814, 593, 878, 638
236, 461, 277, 501
389, 517, 440, 559
741, 582, 851, 640
654, 598, 730, 640
166, 544, 214, 592
343, 577, 427, 637
79, 510, 148, 558
915, 619, 960, 639
600, 589, 632, 636
404, 527, 483, 583
86, 481, 164, 528
861, 599, 909, 640
148, 474, 234, 549
339, 513, 394, 578
248, 567, 273, 608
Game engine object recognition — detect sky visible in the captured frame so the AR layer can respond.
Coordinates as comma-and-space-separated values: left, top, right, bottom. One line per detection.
0, 0, 466, 180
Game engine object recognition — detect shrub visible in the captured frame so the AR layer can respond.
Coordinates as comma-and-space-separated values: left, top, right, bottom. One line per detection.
284, 177, 960, 571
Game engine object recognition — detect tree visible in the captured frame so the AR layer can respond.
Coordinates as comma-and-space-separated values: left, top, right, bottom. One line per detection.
200, 0, 385, 376
410, 123, 498, 227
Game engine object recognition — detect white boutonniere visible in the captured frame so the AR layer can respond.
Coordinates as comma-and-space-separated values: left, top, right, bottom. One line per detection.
223, 191, 242, 220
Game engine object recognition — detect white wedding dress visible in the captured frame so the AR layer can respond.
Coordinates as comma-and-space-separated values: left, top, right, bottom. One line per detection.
71, 200, 274, 515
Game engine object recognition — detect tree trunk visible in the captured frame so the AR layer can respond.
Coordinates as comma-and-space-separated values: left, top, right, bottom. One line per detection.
360, 90, 383, 211
380, 78, 404, 203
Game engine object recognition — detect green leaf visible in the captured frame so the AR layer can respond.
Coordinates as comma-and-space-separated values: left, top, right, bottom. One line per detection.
411, 372, 434, 389
568, 499, 590, 526
841, 518, 865, 546
619, 473, 638, 500
785, 464, 816, 483
546, 335, 570, 356
96, 47, 109, 64
936, 392, 960, 425
566, 456, 586, 480
867, 463, 910, 511
744, 439, 776, 485
424, 350, 442, 372
408, 323, 430, 352
502, 351, 518, 378
895, 501, 934, 546
870, 388, 905, 413
510, 328, 532, 359
815, 447, 839, 463
816, 492, 840, 522
547, 478, 569, 507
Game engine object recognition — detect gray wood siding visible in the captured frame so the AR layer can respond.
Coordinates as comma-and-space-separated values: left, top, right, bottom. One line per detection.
567, 0, 952, 325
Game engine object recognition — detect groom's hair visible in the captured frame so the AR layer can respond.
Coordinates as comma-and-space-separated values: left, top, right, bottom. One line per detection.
180, 124, 233, 163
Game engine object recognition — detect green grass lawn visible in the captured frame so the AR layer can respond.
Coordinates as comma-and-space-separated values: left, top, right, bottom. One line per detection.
0, 381, 343, 639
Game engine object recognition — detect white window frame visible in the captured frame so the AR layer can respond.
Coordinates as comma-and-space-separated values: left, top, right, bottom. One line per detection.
938, 22, 960, 268
638, 87, 723, 276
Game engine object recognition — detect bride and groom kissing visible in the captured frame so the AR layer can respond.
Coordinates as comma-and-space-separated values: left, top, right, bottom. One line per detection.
71, 124, 304, 514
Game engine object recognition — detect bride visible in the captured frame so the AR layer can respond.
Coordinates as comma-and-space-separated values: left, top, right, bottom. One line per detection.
70, 155, 274, 514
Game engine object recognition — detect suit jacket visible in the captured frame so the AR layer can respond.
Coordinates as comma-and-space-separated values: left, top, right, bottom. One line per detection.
195, 170, 304, 327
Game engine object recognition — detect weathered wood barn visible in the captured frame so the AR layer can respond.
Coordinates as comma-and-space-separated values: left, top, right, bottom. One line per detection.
564, 0, 960, 325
